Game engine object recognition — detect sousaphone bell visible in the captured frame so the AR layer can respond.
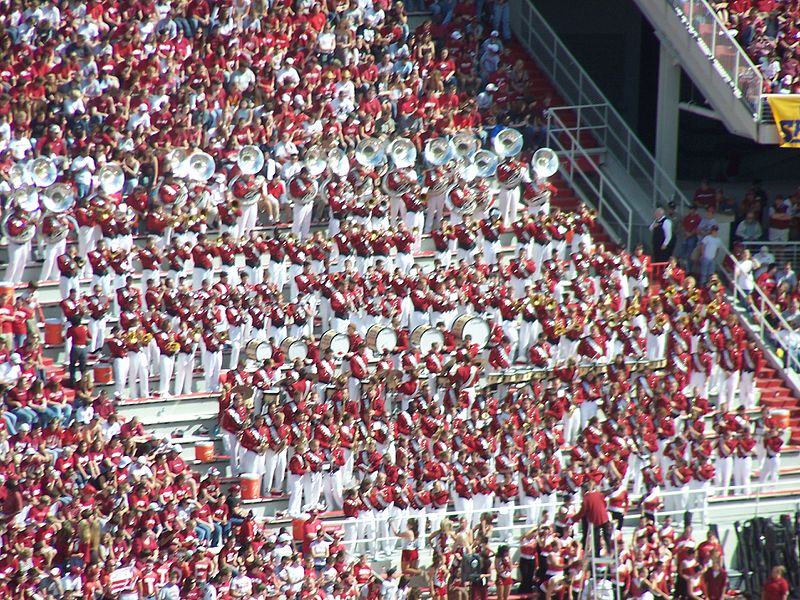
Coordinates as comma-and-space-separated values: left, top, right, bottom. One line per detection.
30, 157, 58, 188
187, 151, 216, 182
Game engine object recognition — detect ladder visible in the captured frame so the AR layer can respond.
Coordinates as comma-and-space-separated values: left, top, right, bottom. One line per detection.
584, 523, 622, 600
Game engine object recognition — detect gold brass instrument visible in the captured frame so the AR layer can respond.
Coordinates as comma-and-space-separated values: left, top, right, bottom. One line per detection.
655, 313, 669, 327
553, 323, 566, 337
166, 341, 181, 353
141, 331, 154, 345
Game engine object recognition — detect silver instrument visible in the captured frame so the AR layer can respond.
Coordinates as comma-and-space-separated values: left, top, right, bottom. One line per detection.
237, 145, 265, 175
2, 210, 37, 244
97, 163, 125, 195
11, 187, 40, 213
424, 138, 453, 166
381, 168, 415, 197
531, 148, 560, 179
30, 157, 58, 188
8, 163, 29, 189
355, 138, 386, 167
327, 148, 350, 177
187, 151, 216, 182
41, 183, 75, 213
387, 138, 417, 169
304, 147, 329, 177
493, 128, 524, 158
40, 212, 72, 244
472, 150, 498, 178
288, 173, 319, 205
450, 133, 479, 161
166, 149, 190, 178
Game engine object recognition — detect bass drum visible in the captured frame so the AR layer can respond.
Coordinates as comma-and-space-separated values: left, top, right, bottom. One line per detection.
320, 330, 350, 357
280, 337, 308, 362
410, 325, 444, 354
366, 324, 397, 354
245, 339, 272, 362
453, 314, 491, 350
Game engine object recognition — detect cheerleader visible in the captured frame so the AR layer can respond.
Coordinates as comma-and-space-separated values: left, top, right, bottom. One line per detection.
494, 545, 513, 600
427, 554, 450, 600
391, 518, 421, 575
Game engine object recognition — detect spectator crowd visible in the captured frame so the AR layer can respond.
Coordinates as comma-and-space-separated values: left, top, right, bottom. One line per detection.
0, 0, 790, 597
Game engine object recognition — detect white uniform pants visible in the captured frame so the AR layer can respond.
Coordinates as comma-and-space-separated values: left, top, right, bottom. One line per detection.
497, 187, 520, 227
113, 356, 129, 397
718, 370, 740, 407
88, 317, 108, 353
222, 430, 241, 477
424, 191, 446, 233
759, 455, 780, 490
159, 354, 176, 396
715, 456, 733, 495
291, 202, 313, 240
40, 239, 67, 281
203, 350, 222, 392
287, 473, 304, 516
322, 470, 343, 510
174, 351, 194, 396
733, 456, 752, 495
562, 409, 581, 446
128, 351, 150, 399
263, 448, 288, 495
739, 371, 756, 408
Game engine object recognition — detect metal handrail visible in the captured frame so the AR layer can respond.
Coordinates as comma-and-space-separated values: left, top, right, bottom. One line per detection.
510, 2, 692, 211
546, 110, 636, 249
739, 241, 800, 274
671, 0, 765, 119
718, 250, 800, 372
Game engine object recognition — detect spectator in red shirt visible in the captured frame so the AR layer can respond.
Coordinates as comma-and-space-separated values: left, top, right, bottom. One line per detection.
66, 318, 91, 386
11, 297, 32, 350
575, 480, 612, 556
762, 566, 789, 600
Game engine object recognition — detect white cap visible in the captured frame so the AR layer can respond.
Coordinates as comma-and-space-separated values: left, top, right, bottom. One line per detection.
491, 30, 499, 36
138, 103, 148, 111
285, 57, 294, 65
19, 423, 30, 432
277, 532, 292, 542
485, 84, 497, 92
451, 31, 462, 40
118, 456, 132, 468
10, 353, 21, 364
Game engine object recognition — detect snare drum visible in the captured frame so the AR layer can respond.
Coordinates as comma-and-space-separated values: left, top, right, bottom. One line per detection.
320, 330, 350, 357
245, 339, 272, 362
280, 337, 308, 362
410, 325, 445, 354
366, 325, 397, 354
452, 314, 491, 349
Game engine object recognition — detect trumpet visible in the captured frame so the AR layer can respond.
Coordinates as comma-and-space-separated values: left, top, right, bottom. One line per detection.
126, 331, 140, 345
545, 298, 557, 312
663, 285, 677, 298
531, 294, 544, 307
553, 324, 567, 337
141, 332, 154, 344
166, 341, 181, 354
655, 314, 669, 327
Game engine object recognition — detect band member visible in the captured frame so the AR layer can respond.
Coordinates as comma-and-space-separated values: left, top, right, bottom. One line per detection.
86, 284, 111, 354
156, 321, 180, 397
107, 325, 129, 397
57, 245, 82, 300
4, 211, 34, 283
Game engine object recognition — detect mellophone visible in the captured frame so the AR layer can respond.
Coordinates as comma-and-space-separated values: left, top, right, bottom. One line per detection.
484, 358, 669, 385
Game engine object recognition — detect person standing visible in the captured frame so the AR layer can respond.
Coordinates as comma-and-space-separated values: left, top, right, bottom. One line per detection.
761, 566, 789, 600
697, 225, 722, 285
66, 317, 91, 386
575, 480, 612, 556
650, 207, 673, 262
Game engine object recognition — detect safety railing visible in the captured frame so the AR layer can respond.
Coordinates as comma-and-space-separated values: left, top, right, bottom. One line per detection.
311, 478, 800, 560
653, 478, 800, 525
716, 250, 800, 373
670, 0, 765, 119
545, 110, 638, 249
740, 241, 800, 273
511, 1, 693, 212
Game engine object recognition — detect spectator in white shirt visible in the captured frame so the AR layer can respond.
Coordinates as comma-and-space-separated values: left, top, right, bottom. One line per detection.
102, 414, 122, 441
127, 104, 151, 132
753, 245, 775, 277
276, 59, 301, 87
70, 146, 96, 198
734, 249, 758, 294
698, 225, 722, 285
157, 572, 182, 600
229, 572, 253, 598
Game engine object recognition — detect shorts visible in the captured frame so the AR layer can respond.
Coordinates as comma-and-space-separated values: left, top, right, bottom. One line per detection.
401, 548, 419, 563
